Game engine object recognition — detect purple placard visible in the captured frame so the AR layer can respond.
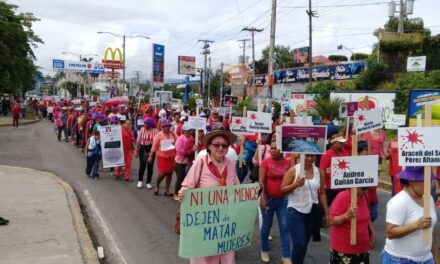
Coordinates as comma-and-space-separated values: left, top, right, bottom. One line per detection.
346, 102, 359, 117
280, 125, 328, 154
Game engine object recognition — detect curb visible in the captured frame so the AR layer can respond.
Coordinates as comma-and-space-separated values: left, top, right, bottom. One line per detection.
0, 165, 99, 264
0, 117, 40, 127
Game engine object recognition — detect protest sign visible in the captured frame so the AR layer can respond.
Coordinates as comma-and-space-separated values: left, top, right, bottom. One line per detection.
353, 108, 383, 134
398, 127, 440, 166
98, 125, 125, 168
196, 99, 204, 107
230, 117, 252, 135
150, 97, 160, 105
331, 155, 379, 189
280, 125, 327, 154
99, 92, 110, 103
340, 101, 359, 118
188, 116, 207, 130
179, 183, 259, 258
385, 114, 406, 129
247, 111, 272, 133
222, 95, 239, 107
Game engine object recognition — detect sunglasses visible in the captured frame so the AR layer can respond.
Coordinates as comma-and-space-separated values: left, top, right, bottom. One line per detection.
211, 143, 228, 149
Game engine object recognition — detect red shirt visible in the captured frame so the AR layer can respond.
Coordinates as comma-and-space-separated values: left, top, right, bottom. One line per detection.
344, 135, 353, 154
261, 157, 291, 198
387, 137, 401, 177
330, 189, 371, 254
121, 128, 135, 153
320, 148, 350, 189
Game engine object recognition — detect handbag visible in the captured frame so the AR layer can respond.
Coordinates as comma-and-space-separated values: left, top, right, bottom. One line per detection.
306, 175, 323, 242
175, 158, 204, 235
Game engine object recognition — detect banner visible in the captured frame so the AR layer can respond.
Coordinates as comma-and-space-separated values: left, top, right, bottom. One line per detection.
153, 91, 172, 106
254, 75, 267, 87
353, 108, 383, 134
330, 91, 395, 122
196, 99, 204, 107
274, 62, 365, 84
407, 56, 426, 72
153, 44, 165, 88
188, 116, 207, 130
179, 183, 259, 258
178, 56, 196, 75
408, 90, 440, 127
98, 125, 125, 168
52, 59, 104, 73
398, 127, 440, 166
230, 117, 252, 135
280, 125, 327, 154
247, 111, 272, 133
340, 101, 359, 118
150, 97, 160, 105
331, 155, 379, 189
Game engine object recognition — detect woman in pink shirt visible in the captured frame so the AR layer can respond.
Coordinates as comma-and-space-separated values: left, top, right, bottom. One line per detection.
148, 119, 177, 196
173, 123, 196, 200
178, 129, 239, 264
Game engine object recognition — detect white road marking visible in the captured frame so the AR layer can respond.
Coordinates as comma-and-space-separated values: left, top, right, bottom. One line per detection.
83, 190, 129, 264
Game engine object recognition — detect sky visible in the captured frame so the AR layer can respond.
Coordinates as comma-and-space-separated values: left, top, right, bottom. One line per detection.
9, 0, 440, 82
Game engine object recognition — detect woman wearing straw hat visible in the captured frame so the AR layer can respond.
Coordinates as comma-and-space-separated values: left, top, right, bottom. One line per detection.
148, 119, 177, 196
178, 129, 239, 264
381, 166, 440, 264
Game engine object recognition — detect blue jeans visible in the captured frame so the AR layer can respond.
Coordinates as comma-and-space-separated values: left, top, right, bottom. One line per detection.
370, 203, 378, 222
86, 154, 101, 178
260, 195, 290, 258
287, 207, 311, 264
380, 250, 434, 264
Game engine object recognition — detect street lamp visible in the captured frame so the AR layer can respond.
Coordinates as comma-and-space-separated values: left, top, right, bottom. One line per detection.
337, 45, 355, 61
97, 31, 150, 96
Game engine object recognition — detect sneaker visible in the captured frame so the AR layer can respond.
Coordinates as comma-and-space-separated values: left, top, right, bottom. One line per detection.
282, 257, 292, 264
260, 252, 270, 263
146, 183, 152, 189
268, 235, 273, 241
173, 194, 179, 201
137, 181, 143, 188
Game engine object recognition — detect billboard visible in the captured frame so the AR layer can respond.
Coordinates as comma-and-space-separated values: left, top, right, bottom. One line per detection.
408, 90, 440, 127
178, 56, 196, 75
274, 62, 365, 84
407, 56, 426, 72
254, 75, 267, 87
152, 44, 165, 88
292, 46, 309, 64
52, 59, 104, 74
330, 91, 396, 122
290, 93, 317, 115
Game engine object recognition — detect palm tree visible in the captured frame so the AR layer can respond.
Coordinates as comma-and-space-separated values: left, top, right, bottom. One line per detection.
314, 97, 344, 121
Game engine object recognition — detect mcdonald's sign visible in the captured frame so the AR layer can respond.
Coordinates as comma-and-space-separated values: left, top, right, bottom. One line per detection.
102, 47, 124, 69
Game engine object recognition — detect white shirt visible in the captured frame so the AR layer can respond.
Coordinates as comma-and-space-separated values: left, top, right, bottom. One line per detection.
196, 147, 238, 163
384, 190, 437, 262
287, 163, 320, 214
180, 110, 189, 119
159, 109, 167, 120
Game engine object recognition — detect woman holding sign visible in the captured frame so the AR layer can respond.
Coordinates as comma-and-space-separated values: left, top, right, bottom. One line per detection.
149, 119, 177, 196
178, 129, 239, 264
281, 154, 329, 264
381, 166, 440, 264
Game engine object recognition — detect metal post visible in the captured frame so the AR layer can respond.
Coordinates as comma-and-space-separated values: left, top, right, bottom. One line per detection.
398, 0, 405, 33
307, 0, 314, 88
267, 0, 277, 99
122, 35, 126, 96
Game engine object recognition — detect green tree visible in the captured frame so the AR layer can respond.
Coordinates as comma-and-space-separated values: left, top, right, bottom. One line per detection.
328, 55, 348, 62
0, 2, 43, 95
254, 45, 296, 74
354, 57, 392, 90
351, 53, 369, 61
308, 80, 337, 99
374, 17, 431, 37
314, 97, 344, 121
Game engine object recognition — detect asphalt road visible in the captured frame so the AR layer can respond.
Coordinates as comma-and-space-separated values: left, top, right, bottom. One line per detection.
0, 120, 422, 264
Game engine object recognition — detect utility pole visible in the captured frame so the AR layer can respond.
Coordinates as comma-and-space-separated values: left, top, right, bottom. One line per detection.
243, 27, 263, 97
267, 0, 277, 99
198, 39, 214, 106
133, 70, 142, 96
238, 38, 250, 98
398, 0, 405, 33
220, 62, 224, 107
208, 56, 211, 107
306, 0, 318, 88
122, 35, 126, 96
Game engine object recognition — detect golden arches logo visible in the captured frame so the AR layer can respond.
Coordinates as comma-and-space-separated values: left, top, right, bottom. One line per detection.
103, 47, 123, 63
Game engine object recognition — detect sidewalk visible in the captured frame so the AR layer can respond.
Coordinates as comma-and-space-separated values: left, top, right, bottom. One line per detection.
0, 165, 99, 264
0, 115, 40, 127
